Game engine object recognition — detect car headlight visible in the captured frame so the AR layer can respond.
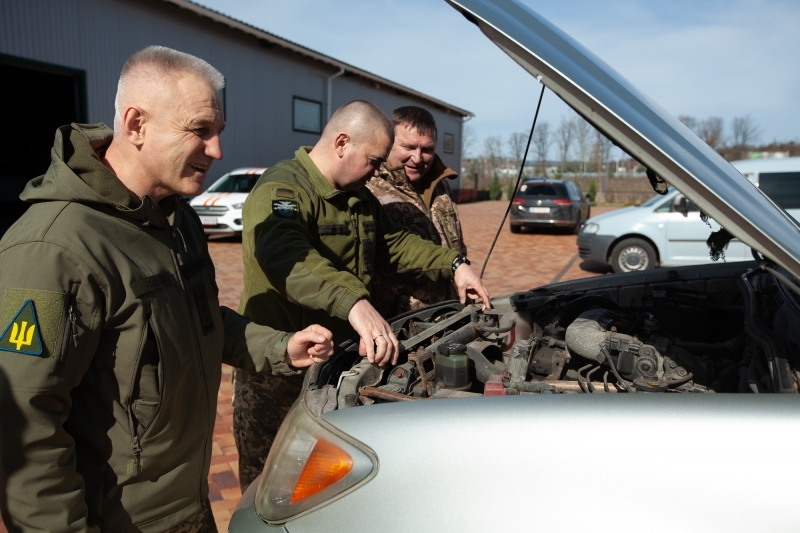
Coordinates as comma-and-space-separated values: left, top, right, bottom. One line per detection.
232, 203, 245, 210
254, 396, 377, 523
581, 223, 600, 234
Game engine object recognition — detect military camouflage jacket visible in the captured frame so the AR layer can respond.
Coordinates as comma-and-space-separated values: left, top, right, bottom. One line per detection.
239, 147, 459, 343
365, 155, 466, 317
0, 124, 297, 533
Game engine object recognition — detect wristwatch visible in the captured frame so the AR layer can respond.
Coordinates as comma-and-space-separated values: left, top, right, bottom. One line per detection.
451, 254, 470, 274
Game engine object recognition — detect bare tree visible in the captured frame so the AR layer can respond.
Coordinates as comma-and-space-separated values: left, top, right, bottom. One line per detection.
461, 124, 477, 158
507, 132, 527, 170
556, 116, 575, 172
483, 135, 504, 188
698, 117, 725, 150
677, 115, 698, 133
532, 121, 551, 174
593, 129, 613, 196
573, 116, 591, 175
732, 115, 761, 147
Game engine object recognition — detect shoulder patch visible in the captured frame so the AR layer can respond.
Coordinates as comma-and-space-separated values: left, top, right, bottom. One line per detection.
275, 188, 296, 199
0, 289, 64, 358
272, 200, 299, 219
0, 300, 44, 355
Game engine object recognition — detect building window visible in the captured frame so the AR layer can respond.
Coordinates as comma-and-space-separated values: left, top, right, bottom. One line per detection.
443, 132, 455, 154
293, 97, 322, 133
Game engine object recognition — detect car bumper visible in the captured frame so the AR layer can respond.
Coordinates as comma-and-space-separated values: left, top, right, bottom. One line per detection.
576, 233, 615, 263
229, 477, 289, 531
191, 208, 244, 235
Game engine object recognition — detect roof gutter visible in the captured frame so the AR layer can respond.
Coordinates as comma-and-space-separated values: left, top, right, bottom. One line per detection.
161, 0, 473, 118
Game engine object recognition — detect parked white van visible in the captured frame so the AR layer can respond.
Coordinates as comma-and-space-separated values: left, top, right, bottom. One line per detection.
577, 157, 800, 272
189, 167, 266, 236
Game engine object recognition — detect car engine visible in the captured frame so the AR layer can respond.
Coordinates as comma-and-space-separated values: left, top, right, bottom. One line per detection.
307, 263, 800, 409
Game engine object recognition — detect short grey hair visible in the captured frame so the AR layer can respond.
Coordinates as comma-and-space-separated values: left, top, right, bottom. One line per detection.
114, 46, 225, 132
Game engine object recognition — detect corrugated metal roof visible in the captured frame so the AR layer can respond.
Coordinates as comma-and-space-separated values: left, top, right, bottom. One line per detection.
161, 0, 474, 117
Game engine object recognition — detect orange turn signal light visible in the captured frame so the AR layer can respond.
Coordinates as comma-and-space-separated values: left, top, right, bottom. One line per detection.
291, 438, 354, 503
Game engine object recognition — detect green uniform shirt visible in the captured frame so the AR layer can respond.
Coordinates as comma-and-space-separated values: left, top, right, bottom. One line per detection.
240, 147, 459, 342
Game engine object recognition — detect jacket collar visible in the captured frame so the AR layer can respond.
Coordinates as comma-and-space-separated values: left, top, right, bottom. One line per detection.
295, 146, 370, 204
379, 154, 457, 209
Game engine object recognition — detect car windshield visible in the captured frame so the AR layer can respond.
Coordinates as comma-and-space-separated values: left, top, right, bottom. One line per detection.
521, 183, 567, 198
208, 173, 260, 193
639, 189, 674, 207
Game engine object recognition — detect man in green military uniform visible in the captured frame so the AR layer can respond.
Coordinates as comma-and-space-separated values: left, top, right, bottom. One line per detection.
367, 106, 467, 317
233, 100, 491, 491
0, 46, 333, 533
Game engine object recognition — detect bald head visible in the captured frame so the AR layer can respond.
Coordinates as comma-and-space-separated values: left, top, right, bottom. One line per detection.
309, 101, 393, 192
114, 46, 224, 136
321, 101, 394, 146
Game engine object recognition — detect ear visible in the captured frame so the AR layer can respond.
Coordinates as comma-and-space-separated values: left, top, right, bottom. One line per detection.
120, 106, 147, 147
333, 133, 350, 158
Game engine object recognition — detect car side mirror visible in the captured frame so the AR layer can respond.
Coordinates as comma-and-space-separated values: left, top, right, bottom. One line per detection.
674, 196, 689, 217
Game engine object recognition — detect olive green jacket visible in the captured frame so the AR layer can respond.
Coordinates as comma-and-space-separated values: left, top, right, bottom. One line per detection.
240, 147, 459, 342
0, 124, 297, 533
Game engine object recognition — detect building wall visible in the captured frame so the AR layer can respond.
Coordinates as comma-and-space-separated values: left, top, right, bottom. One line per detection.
0, 0, 464, 187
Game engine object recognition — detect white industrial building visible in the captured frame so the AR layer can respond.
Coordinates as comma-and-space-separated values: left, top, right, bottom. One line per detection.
0, 0, 471, 229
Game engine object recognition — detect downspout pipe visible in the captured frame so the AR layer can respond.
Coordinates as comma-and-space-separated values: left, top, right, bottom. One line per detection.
327, 68, 346, 121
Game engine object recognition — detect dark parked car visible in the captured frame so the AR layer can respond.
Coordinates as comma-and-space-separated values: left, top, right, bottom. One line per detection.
510, 178, 590, 233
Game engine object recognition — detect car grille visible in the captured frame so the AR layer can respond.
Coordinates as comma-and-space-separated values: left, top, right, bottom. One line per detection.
192, 205, 229, 216
578, 245, 591, 258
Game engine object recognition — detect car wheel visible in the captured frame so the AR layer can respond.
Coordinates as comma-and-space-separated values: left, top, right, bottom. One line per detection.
510, 225, 521, 234
610, 238, 656, 273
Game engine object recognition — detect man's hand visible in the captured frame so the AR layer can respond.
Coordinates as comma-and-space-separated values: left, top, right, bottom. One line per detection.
348, 298, 400, 367
454, 264, 492, 310
285, 325, 334, 369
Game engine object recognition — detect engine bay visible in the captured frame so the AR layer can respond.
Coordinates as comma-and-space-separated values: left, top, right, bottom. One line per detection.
307, 263, 800, 409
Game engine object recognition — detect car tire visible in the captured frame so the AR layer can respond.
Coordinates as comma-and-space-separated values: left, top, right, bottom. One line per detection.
510, 225, 521, 234
610, 238, 656, 273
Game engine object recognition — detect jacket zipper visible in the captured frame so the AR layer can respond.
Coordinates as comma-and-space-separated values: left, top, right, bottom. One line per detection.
126, 306, 151, 476
54, 283, 80, 375
170, 227, 211, 502
351, 212, 361, 276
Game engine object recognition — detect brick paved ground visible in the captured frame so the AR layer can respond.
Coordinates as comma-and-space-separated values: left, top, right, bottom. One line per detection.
0, 202, 616, 533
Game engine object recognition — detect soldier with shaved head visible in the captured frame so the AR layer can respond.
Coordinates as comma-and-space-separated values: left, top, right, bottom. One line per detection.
234, 100, 491, 491
0, 46, 334, 533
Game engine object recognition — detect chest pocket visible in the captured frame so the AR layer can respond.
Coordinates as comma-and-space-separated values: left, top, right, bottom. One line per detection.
436, 208, 460, 245
361, 220, 376, 275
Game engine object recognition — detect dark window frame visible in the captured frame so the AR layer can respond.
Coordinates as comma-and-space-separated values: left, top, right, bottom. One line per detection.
443, 132, 455, 154
292, 96, 322, 134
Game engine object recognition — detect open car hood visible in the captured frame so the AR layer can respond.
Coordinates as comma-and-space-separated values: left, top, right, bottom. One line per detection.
445, 0, 800, 278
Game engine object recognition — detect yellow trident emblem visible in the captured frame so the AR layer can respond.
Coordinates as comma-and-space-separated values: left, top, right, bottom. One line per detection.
10, 321, 36, 351
0, 299, 44, 356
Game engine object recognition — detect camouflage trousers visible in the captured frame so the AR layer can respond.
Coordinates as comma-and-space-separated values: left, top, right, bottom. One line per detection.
233, 368, 304, 493
163, 500, 217, 533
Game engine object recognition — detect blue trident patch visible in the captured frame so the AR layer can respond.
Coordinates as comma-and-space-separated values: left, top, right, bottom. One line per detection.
0, 300, 44, 356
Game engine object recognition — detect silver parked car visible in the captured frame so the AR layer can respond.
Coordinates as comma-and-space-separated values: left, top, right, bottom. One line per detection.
230, 0, 800, 531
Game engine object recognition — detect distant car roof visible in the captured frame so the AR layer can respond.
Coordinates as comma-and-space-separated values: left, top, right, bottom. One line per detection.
226, 167, 267, 175
730, 157, 800, 174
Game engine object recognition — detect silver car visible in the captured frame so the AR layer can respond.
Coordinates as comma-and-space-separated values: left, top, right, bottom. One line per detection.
231, 0, 800, 531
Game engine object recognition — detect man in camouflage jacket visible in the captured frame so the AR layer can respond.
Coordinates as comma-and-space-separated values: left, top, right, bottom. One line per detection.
366, 106, 468, 318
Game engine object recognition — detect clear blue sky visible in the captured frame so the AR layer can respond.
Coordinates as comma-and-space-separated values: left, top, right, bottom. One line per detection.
194, 0, 799, 158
